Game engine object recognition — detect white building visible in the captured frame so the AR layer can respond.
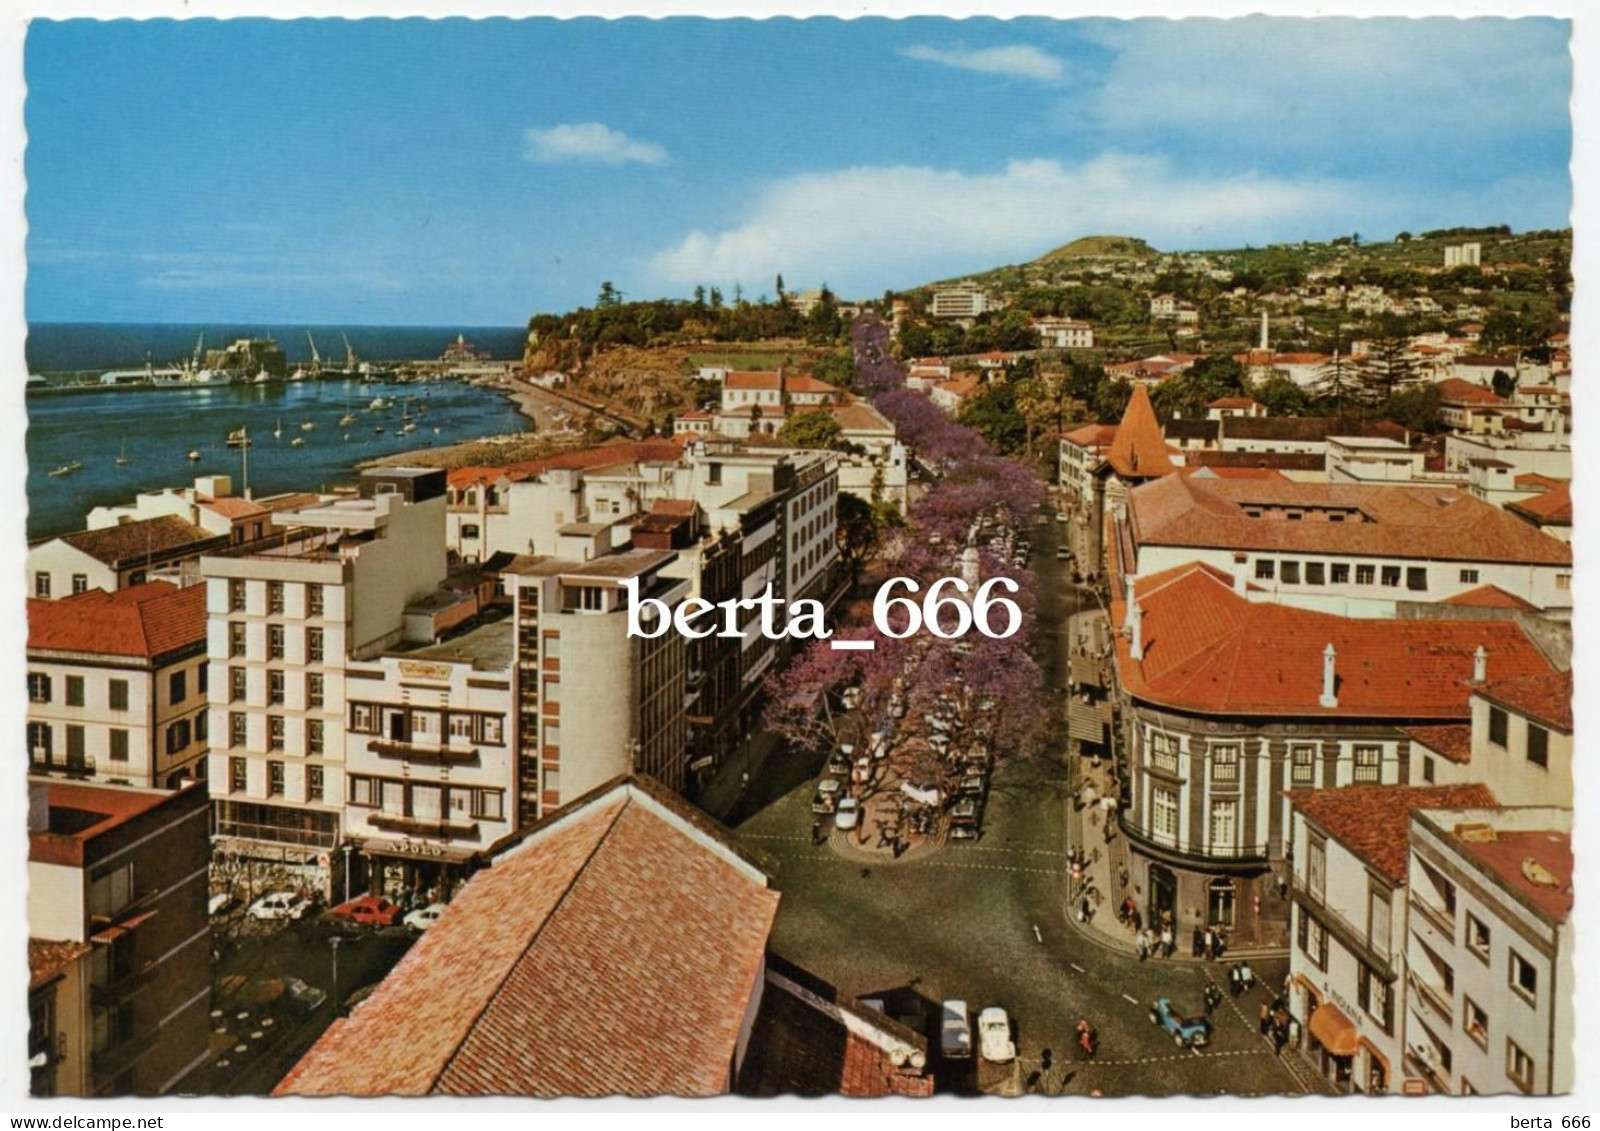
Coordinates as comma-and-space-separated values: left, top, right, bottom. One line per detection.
85, 474, 279, 546
1033, 317, 1094, 349
1443, 242, 1482, 268
1405, 806, 1571, 1095
29, 516, 229, 600
201, 469, 450, 895
27, 581, 210, 790
930, 283, 990, 320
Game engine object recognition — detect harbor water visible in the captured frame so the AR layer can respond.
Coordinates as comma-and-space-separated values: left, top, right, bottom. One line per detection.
25, 376, 527, 540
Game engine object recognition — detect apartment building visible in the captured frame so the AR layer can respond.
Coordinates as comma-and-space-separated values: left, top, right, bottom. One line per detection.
1124, 474, 1573, 618
505, 549, 691, 812
1411, 672, 1572, 807
1033, 317, 1094, 349
28, 516, 230, 599
201, 469, 448, 895
1406, 806, 1572, 1095
28, 780, 211, 1096
930, 282, 990, 320
27, 582, 210, 789
85, 474, 277, 546
1285, 784, 1495, 1094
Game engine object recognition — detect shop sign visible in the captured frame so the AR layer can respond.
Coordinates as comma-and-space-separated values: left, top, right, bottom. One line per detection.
392, 838, 447, 858
399, 660, 453, 682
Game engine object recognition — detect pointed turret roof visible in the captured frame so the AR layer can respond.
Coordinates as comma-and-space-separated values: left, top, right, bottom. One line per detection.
1104, 384, 1174, 479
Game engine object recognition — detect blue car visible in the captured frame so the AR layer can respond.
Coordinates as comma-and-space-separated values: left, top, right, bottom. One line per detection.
1149, 997, 1211, 1048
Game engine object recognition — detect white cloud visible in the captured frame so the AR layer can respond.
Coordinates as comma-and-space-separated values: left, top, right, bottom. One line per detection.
523, 122, 669, 167
900, 43, 1066, 84
648, 155, 1351, 294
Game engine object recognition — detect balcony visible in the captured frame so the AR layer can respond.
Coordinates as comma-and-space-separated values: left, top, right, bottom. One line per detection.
367, 813, 478, 840
90, 959, 157, 1010
1291, 876, 1397, 980
30, 752, 96, 779
1408, 971, 1454, 1026
367, 740, 480, 768
1411, 897, 1455, 940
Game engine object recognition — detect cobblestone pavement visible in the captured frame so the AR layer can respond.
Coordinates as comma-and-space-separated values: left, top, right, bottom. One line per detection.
729, 514, 1333, 1097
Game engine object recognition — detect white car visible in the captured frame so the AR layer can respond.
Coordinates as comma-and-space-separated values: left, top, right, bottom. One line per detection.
841, 687, 862, 711
208, 892, 236, 916
978, 1007, 1016, 1063
403, 903, 447, 932
901, 780, 941, 807
940, 1000, 973, 1060
247, 891, 311, 922
833, 797, 860, 830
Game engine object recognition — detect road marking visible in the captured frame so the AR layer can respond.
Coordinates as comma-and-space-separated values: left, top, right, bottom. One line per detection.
830, 639, 875, 651
1070, 963, 1086, 973
1121, 993, 1139, 1005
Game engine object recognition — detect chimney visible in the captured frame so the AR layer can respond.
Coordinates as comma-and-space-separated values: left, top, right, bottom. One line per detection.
1319, 643, 1339, 708
1473, 645, 1488, 683
1233, 552, 1249, 596
1259, 310, 1270, 352
1123, 574, 1137, 629
1130, 601, 1144, 661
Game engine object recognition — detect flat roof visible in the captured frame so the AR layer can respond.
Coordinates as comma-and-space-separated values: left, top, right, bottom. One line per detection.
390, 614, 514, 672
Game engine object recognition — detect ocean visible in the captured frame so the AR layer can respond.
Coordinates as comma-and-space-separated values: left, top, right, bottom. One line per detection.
25, 322, 529, 376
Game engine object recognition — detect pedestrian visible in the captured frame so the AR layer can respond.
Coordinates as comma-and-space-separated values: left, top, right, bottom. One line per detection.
811, 818, 823, 845
740, 771, 750, 792
1259, 1003, 1271, 1036
1191, 926, 1204, 957
1130, 908, 1142, 933
1136, 929, 1150, 962
1160, 925, 1174, 958
1079, 895, 1092, 923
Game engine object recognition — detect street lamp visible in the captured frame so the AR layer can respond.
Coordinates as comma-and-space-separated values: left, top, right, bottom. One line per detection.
342, 842, 354, 904
330, 937, 342, 1015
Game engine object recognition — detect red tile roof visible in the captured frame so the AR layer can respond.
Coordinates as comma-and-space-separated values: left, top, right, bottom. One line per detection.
446, 438, 689, 490
1104, 384, 1174, 479
29, 939, 90, 989
1507, 482, 1572, 526
830, 402, 894, 433
725, 370, 783, 390
1129, 474, 1571, 566
1436, 378, 1510, 406
1061, 423, 1119, 449
28, 581, 205, 659
784, 374, 840, 395
1112, 563, 1554, 718
1473, 670, 1572, 732
1514, 472, 1567, 492
1287, 784, 1498, 883
1442, 584, 1539, 612
55, 515, 222, 567
202, 496, 269, 520
276, 779, 779, 1097
1403, 724, 1474, 765
1206, 397, 1262, 410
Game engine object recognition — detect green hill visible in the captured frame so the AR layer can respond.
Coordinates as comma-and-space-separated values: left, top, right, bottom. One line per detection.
1033, 235, 1158, 263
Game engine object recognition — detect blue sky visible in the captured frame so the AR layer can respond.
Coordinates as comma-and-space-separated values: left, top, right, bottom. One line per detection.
25, 17, 1572, 325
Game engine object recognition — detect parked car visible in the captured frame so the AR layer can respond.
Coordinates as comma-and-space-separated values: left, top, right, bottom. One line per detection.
950, 797, 982, 840
841, 687, 862, 711
940, 1000, 973, 1060
247, 891, 312, 922
208, 892, 236, 917
868, 729, 890, 760
1056, 546, 1070, 560
403, 903, 447, 932
1056, 512, 1069, 523
900, 780, 941, 807
852, 756, 872, 784
281, 977, 328, 1014
826, 752, 852, 777
812, 777, 843, 814
329, 895, 404, 927
1149, 997, 1212, 1048
978, 1007, 1016, 1063
834, 797, 860, 831
958, 774, 988, 798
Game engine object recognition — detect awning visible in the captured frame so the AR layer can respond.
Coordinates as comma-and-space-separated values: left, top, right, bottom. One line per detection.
1068, 699, 1105, 744
1308, 1002, 1359, 1058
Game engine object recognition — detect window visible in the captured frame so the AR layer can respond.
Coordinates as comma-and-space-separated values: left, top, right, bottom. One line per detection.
27, 722, 51, 758
268, 761, 285, 796
1381, 565, 1401, 588
307, 584, 324, 617
544, 722, 560, 747
268, 581, 285, 614
66, 676, 84, 707
542, 766, 561, 796
577, 586, 605, 612
1407, 567, 1428, 592
268, 625, 285, 660
1291, 743, 1317, 785
1466, 913, 1491, 961
349, 776, 380, 807
479, 715, 505, 745
1556, 573, 1571, 591
1356, 564, 1376, 586
1281, 561, 1301, 584
169, 670, 187, 704
197, 663, 207, 695
1460, 569, 1480, 585
1358, 963, 1394, 1034
108, 729, 129, 763
307, 719, 324, 755
1526, 724, 1549, 769
1299, 910, 1328, 970
196, 709, 207, 743
165, 719, 190, 754
307, 673, 324, 709
268, 715, 285, 751
543, 633, 561, 659
71, 573, 88, 595
1509, 951, 1537, 1002
1151, 787, 1179, 841
473, 790, 506, 821
1207, 879, 1236, 928
268, 671, 285, 705
1209, 799, 1237, 851
1463, 998, 1488, 1048
1307, 836, 1326, 898
1211, 744, 1239, 783
1421, 755, 1435, 783
34, 572, 54, 598
229, 622, 246, 658
230, 666, 246, 702
351, 704, 377, 734
1148, 730, 1179, 774
1306, 562, 1326, 586
229, 579, 246, 612
229, 711, 247, 747
27, 673, 51, 704
308, 765, 324, 801
230, 756, 247, 792
1353, 744, 1382, 783
461, 523, 481, 539
1368, 885, 1391, 954
1488, 707, 1509, 747
307, 628, 324, 664
1507, 1040, 1535, 1093
1331, 563, 1350, 584
1255, 559, 1275, 580
449, 713, 472, 740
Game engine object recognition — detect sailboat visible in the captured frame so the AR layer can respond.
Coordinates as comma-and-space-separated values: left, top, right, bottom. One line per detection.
48, 461, 83, 477
300, 419, 315, 432
115, 437, 131, 467
273, 418, 284, 440
226, 426, 252, 449
290, 436, 306, 448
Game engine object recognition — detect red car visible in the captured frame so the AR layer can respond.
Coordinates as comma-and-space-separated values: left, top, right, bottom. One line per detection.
328, 895, 404, 927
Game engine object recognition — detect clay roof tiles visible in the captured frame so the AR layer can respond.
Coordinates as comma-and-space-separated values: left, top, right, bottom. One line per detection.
28, 581, 206, 659
1286, 784, 1498, 883
1472, 670, 1573, 733
1103, 384, 1174, 479
55, 515, 222, 566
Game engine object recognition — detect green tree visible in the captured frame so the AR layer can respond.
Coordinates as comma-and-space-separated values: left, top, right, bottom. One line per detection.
1383, 383, 1443, 434
1252, 374, 1311, 417
1491, 369, 1518, 400
959, 380, 1027, 453
1092, 377, 1134, 424
597, 281, 623, 308
775, 409, 844, 450
1362, 336, 1418, 405
1313, 353, 1367, 413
